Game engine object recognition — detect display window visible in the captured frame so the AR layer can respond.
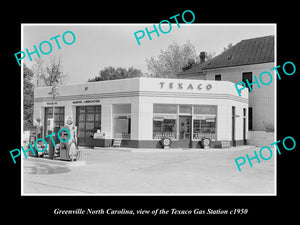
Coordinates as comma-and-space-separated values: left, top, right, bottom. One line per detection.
193, 105, 217, 141
153, 116, 177, 140
153, 104, 217, 141
153, 104, 177, 140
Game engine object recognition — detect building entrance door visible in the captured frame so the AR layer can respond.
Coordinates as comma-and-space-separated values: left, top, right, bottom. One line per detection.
179, 116, 192, 148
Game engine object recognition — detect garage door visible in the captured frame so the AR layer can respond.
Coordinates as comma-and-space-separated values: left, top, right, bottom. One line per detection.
76, 105, 101, 147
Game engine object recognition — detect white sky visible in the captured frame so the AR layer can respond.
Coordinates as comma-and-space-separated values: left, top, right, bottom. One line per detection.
22, 24, 275, 84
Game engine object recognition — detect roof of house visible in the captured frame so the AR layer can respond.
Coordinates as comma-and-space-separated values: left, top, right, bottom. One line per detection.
177, 60, 207, 77
178, 35, 274, 76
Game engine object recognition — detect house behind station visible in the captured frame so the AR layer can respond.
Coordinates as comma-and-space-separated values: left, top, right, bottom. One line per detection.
178, 35, 275, 132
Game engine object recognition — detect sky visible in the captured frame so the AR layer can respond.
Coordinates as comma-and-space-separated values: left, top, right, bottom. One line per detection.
22, 24, 275, 85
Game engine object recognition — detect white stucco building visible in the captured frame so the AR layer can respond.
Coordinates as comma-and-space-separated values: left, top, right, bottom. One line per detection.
34, 77, 248, 148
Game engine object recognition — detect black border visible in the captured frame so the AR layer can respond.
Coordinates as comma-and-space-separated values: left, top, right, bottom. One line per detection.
4, 4, 298, 221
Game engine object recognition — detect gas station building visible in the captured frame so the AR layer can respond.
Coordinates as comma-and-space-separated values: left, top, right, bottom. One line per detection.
33, 77, 248, 148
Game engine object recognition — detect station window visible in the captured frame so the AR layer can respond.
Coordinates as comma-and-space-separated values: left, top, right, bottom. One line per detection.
44, 107, 65, 143
153, 104, 177, 139
45, 107, 65, 129
113, 104, 131, 139
179, 105, 192, 114
193, 105, 217, 140
193, 105, 216, 115
153, 104, 177, 114
152, 104, 218, 141
153, 117, 177, 140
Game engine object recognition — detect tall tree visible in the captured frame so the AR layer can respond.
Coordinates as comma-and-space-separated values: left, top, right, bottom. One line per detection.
146, 41, 197, 78
23, 64, 34, 130
88, 66, 143, 82
40, 57, 68, 86
31, 57, 45, 87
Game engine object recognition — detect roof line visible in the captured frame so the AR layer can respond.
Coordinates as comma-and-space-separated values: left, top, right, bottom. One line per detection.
202, 60, 274, 70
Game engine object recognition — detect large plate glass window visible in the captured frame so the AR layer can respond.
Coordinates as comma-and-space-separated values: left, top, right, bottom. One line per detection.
153, 104, 177, 140
193, 105, 217, 141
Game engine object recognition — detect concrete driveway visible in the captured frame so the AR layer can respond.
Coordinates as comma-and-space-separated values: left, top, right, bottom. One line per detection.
22, 146, 275, 195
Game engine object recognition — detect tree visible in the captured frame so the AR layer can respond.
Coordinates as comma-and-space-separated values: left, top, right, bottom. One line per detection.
40, 57, 67, 123
146, 41, 197, 78
88, 66, 143, 82
31, 57, 45, 87
40, 57, 68, 86
32, 57, 68, 124
23, 64, 34, 130
182, 58, 196, 71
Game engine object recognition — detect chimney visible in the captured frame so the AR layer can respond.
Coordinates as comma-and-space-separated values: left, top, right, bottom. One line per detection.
200, 52, 206, 64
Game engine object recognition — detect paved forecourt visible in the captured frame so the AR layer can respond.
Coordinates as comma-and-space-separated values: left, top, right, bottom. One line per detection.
22, 146, 275, 195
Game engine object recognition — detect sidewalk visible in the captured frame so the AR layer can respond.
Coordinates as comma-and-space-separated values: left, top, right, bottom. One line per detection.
93, 145, 256, 152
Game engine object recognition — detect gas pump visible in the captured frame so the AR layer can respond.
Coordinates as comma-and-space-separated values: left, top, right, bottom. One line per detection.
30, 122, 43, 157
26, 118, 43, 157
44, 118, 55, 159
58, 116, 80, 161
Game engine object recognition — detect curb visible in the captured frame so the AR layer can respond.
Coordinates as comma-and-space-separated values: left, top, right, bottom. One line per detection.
24, 156, 86, 167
